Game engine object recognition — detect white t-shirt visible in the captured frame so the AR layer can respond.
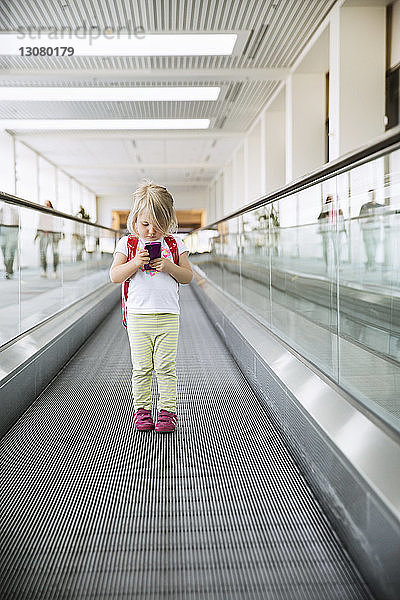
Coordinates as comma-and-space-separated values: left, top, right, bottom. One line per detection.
114, 234, 189, 315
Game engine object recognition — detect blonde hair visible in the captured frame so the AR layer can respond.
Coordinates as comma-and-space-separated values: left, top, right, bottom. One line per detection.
127, 180, 178, 236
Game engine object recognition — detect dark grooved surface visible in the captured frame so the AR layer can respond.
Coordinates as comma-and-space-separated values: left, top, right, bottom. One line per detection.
0, 286, 373, 599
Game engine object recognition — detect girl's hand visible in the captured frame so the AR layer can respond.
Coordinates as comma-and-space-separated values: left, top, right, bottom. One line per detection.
149, 257, 172, 272
132, 248, 150, 269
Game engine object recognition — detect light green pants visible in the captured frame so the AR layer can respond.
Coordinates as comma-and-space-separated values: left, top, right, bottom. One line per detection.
127, 313, 180, 413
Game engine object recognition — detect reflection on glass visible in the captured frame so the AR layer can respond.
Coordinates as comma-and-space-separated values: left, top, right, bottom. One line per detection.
0, 201, 20, 342
358, 189, 384, 271
0, 200, 117, 347
188, 148, 400, 433
317, 194, 345, 273
221, 217, 241, 300
0, 202, 19, 280
240, 207, 272, 322
35, 201, 63, 279
21, 204, 63, 332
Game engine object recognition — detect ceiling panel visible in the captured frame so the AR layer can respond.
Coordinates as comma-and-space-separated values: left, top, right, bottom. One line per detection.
0, 0, 335, 69
0, 0, 336, 194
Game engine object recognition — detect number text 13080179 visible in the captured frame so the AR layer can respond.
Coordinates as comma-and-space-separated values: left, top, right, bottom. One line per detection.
19, 47, 75, 56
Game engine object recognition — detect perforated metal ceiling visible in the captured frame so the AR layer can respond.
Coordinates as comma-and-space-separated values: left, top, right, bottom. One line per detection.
0, 0, 335, 193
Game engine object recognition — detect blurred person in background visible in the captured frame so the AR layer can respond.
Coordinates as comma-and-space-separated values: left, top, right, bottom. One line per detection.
0, 203, 19, 280
35, 201, 63, 278
359, 189, 384, 271
317, 195, 346, 272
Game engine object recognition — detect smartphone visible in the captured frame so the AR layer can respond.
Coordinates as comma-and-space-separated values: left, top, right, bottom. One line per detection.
144, 241, 162, 270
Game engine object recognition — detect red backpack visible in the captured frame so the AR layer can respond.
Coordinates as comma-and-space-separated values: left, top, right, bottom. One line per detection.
122, 234, 179, 327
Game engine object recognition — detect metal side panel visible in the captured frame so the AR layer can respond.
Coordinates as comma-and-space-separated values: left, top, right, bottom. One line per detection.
0, 283, 121, 438
190, 270, 400, 600
0, 285, 373, 600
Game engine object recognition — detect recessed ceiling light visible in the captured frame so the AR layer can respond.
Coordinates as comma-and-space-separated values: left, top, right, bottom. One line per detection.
0, 33, 237, 56
0, 87, 221, 101
0, 119, 210, 130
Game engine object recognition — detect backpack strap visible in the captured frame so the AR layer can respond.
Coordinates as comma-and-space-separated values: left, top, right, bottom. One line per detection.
122, 235, 139, 328
127, 234, 139, 261
165, 235, 179, 264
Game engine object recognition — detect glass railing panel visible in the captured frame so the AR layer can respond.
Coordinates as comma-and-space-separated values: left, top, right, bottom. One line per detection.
185, 227, 219, 282
88, 224, 116, 287
62, 218, 87, 300
271, 187, 340, 380
220, 216, 241, 300
204, 224, 223, 290
240, 208, 271, 324
336, 153, 400, 429
61, 221, 114, 306
20, 205, 64, 331
0, 200, 20, 344
0, 197, 119, 348
185, 141, 400, 433
214, 226, 224, 289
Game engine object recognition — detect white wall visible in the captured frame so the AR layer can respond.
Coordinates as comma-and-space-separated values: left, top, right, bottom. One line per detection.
97, 185, 208, 229
0, 131, 96, 221
216, 174, 224, 221
286, 73, 326, 181
247, 121, 262, 201
0, 130, 15, 195
391, 0, 400, 68
208, 181, 217, 224
168, 185, 208, 216
337, 6, 386, 155
265, 109, 285, 193
223, 161, 234, 215
233, 145, 245, 211
38, 156, 56, 205
15, 142, 38, 204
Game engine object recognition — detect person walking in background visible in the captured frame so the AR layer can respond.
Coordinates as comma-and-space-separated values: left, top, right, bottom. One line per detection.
317, 195, 345, 272
0, 203, 19, 280
72, 205, 90, 262
109, 181, 193, 433
359, 189, 384, 271
35, 200, 63, 278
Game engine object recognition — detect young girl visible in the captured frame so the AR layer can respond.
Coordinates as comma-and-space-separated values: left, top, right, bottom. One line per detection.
109, 182, 193, 433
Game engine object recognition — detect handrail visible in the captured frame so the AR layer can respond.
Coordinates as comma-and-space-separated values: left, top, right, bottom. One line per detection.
218, 210, 400, 234
194, 124, 400, 232
0, 190, 122, 234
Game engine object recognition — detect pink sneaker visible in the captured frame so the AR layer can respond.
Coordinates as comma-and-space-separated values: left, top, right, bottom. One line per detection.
155, 410, 177, 433
134, 408, 154, 431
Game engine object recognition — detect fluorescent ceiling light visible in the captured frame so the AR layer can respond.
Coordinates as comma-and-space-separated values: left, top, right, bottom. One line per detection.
0, 119, 210, 130
0, 33, 237, 56
0, 87, 220, 101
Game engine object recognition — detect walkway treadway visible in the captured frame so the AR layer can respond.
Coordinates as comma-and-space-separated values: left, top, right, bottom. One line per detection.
0, 285, 373, 599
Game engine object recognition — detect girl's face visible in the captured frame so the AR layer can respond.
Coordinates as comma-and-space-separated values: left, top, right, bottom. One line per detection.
136, 210, 163, 241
